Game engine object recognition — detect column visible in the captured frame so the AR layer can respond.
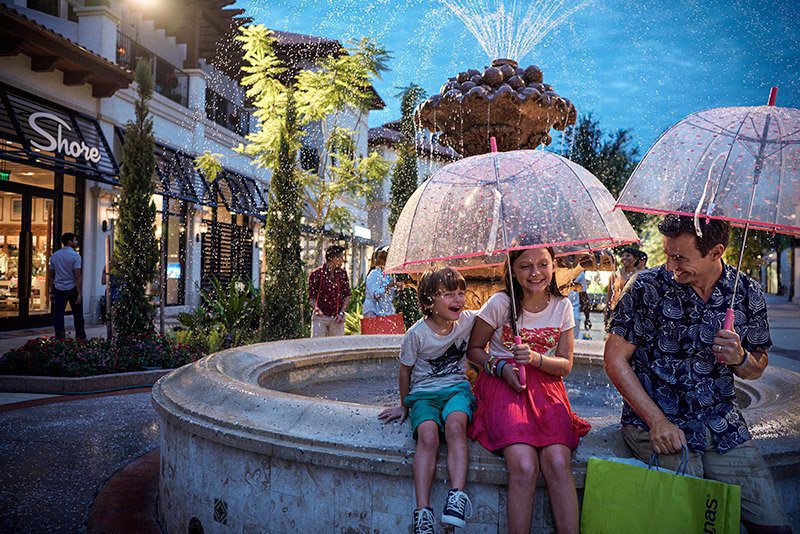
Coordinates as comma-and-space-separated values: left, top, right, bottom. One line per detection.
74, 2, 121, 62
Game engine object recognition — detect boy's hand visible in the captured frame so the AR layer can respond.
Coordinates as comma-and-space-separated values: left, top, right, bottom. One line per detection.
511, 344, 533, 366
378, 406, 408, 423
501, 363, 525, 393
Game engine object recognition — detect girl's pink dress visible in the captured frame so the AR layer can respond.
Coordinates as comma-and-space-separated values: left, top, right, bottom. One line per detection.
468, 294, 591, 452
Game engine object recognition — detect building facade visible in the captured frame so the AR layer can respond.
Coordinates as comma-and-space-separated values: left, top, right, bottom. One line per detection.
0, 0, 385, 332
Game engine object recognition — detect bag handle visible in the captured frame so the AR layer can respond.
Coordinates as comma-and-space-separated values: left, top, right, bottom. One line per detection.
648, 445, 689, 476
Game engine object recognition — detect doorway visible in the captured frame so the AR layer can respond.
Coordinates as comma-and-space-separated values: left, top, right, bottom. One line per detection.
0, 186, 55, 327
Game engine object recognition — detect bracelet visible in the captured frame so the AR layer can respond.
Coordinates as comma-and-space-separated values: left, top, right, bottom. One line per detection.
537, 352, 544, 369
496, 360, 507, 378
484, 357, 495, 375
733, 350, 749, 369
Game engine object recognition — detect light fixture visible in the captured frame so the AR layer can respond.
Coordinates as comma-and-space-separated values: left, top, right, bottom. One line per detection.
102, 201, 119, 232
196, 219, 209, 242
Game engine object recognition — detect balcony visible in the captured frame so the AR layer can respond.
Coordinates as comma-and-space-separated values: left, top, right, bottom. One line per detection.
116, 32, 188, 108
206, 88, 251, 137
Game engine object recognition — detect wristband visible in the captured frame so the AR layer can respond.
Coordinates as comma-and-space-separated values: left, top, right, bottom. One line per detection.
496, 360, 507, 378
484, 357, 495, 375
733, 350, 749, 369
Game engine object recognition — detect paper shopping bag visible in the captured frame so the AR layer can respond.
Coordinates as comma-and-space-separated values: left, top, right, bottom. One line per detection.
580, 455, 741, 534
360, 313, 405, 335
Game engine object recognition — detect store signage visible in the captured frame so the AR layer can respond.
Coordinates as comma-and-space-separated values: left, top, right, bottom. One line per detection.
28, 112, 102, 164
0, 171, 9, 181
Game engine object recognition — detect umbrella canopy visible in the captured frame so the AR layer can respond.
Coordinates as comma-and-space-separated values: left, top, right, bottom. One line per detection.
386, 150, 639, 274
617, 99, 800, 235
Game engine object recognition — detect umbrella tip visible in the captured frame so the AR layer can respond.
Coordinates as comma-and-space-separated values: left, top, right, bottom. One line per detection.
490, 136, 498, 153
768, 86, 778, 106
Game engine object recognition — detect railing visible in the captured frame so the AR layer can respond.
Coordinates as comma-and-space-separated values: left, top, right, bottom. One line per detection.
205, 88, 251, 137
116, 32, 189, 108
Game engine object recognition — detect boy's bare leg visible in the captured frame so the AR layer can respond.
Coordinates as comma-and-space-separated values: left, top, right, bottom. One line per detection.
444, 411, 469, 490
413, 421, 440, 508
539, 444, 579, 534
503, 443, 540, 534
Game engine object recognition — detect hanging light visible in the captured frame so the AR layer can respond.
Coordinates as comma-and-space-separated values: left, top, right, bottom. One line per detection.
106, 202, 119, 222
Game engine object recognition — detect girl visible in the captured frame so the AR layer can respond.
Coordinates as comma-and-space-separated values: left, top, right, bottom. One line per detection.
362, 247, 396, 318
467, 247, 590, 534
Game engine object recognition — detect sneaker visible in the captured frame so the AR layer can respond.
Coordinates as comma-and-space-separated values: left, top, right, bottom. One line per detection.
441, 488, 472, 528
413, 507, 437, 534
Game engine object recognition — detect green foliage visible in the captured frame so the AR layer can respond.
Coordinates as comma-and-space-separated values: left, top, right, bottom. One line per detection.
261, 95, 305, 341
112, 59, 159, 340
389, 84, 426, 232
394, 277, 422, 329
724, 228, 790, 276
567, 114, 645, 230
0, 335, 201, 377
175, 277, 262, 353
194, 151, 223, 182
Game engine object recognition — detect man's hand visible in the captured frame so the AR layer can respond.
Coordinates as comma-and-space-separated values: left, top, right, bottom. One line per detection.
334, 311, 345, 324
75, 293, 82, 305
313, 307, 323, 317
649, 417, 687, 454
712, 328, 744, 365
378, 406, 408, 423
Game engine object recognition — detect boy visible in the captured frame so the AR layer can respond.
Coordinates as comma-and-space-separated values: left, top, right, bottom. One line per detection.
379, 267, 476, 534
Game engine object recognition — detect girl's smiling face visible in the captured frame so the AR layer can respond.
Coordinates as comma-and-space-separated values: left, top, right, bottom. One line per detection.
430, 285, 466, 322
512, 248, 554, 295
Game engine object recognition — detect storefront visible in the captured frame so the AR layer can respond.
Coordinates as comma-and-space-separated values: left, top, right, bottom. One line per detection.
0, 82, 118, 330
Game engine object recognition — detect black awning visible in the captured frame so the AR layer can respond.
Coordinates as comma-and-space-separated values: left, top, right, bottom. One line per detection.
0, 82, 119, 184
116, 127, 217, 207
213, 169, 267, 219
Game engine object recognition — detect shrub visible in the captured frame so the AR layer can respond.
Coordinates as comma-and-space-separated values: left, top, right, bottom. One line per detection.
0, 334, 203, 377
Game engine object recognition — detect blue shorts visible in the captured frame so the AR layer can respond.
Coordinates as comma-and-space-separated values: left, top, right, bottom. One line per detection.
404, 382, 475, 440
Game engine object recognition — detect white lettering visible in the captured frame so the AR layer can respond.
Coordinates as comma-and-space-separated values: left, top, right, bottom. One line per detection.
28, 112, 102, 164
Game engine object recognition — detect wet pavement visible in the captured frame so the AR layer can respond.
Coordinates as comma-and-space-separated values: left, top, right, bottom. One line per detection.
0, 390, 158, 533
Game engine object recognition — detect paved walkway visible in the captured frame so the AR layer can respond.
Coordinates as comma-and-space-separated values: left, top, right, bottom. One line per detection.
0, 296, 797, 532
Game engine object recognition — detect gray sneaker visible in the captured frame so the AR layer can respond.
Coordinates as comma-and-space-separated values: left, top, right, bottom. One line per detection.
413, 507, 437, 534
441, 488, 472, 528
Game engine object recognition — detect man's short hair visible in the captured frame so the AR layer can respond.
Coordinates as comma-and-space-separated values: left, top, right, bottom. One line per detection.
636, 250, 648, 264
417, 267, 467, 316
620, 247, 638, 257
325, 245, 346, 261
61, 232, 76, 246
658, 214, 730, 256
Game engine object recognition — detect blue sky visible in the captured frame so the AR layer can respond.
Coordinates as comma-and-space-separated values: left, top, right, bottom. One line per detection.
237, 0, 799, 151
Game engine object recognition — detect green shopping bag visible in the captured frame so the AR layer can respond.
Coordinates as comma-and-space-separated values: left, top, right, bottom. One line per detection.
581, 449, 741, 533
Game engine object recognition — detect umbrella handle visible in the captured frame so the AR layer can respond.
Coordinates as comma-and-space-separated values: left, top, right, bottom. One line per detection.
514, 335, 527, 386
717, 309, 736, 363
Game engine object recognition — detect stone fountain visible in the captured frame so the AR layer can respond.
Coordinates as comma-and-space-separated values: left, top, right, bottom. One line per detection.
417, 58, 576, 156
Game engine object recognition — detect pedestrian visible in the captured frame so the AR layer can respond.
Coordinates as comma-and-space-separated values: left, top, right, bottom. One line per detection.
308, 245, 350, 337
362, 246, 396, 318
467, 246, 590, 534
378, 267, 476, 533
567, 271, 588, 339
604, 214, 790, 532
604, 247, 639, 322
49, 232, 86, 340
634, 249, 648, 270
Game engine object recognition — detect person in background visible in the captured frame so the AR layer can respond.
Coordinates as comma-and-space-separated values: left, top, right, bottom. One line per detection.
634, 249, 648, 270
49, 232, 86, 340
308, 245, 351, 337
567, 271, 588, 340
362, 247, 396, 318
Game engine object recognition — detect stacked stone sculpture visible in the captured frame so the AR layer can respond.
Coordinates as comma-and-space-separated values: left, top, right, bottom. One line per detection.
417, 59, 577, 156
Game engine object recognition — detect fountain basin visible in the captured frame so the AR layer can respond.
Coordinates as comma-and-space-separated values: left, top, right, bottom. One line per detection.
152, 336, 800, 532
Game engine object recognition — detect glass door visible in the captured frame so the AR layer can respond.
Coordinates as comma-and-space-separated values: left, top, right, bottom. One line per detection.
0, 189, 55, 321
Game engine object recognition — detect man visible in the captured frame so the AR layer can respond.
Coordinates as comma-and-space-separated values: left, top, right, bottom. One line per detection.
49, 232, 86, 340
567, 271, 588, 339
308, 245, 351, 337
604, 247, 638, 325
604, 214, 790, 532
634, 249, 648, 270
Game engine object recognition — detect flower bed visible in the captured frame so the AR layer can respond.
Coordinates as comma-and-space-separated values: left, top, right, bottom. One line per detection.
0, 334, 203, 377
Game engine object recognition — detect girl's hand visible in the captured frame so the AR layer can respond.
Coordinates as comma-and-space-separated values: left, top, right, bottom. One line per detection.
501, 363, 525, 393
511, 343, 534, 366
378, 406, 408, 423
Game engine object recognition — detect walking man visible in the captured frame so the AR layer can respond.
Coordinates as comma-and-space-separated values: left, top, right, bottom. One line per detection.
308, 245, 351, 337
604, 214, 790, 532
49, 232, 86, 340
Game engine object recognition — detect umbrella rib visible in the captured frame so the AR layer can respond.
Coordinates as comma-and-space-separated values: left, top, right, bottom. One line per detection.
563, 158, 609, 248
714, 108, 757, 209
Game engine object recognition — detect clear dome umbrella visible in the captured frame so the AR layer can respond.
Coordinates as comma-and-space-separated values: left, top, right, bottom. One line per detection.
616, 87, 800, 332
386, 140, 639, 385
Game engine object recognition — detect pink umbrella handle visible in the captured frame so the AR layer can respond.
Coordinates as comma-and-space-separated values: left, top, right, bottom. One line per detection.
514, 335, 527, 386
717, 308, 736, 362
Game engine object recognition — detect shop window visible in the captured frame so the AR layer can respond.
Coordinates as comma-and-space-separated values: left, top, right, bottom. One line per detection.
27, 0, 59, 17
155, 198, 187, 306
61, 196, 76, 234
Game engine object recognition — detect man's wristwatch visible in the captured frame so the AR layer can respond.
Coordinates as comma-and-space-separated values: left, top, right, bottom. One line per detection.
733, 350, 749, 369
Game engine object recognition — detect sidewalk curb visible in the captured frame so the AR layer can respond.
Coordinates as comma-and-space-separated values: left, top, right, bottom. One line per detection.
0, 368, 173, 394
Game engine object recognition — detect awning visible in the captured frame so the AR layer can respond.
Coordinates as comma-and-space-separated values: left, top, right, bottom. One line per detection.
0, 82, 120, 184
213, 169, 268, 219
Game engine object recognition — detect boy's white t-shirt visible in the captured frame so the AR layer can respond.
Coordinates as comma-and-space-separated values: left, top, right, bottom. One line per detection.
400, 310, 477, 393
478, 292, 574, 358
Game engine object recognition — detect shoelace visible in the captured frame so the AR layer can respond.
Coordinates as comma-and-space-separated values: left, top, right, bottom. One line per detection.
446, 491, 474, 519
415, 508, 436, 534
